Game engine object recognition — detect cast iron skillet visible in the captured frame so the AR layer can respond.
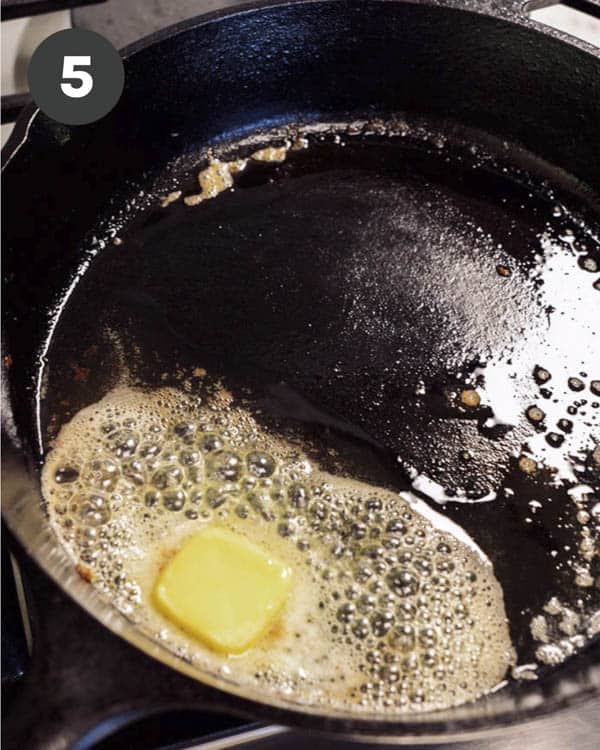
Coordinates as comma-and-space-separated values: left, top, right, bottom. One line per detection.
2, 0, 600, 747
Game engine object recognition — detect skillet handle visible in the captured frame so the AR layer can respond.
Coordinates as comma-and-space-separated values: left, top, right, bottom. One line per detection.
1, 543, 262, 750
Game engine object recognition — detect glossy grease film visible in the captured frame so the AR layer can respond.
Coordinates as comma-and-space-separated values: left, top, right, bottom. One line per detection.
36, 121, 599, 714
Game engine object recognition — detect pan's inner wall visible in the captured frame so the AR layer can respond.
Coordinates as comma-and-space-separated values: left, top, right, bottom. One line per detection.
3, 1, 600, 455
4, 1, 600, 450
2, 0, 600, 732
34, 124, 600, 675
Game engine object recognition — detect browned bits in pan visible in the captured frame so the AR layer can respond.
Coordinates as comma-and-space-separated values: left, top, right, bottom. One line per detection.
184, 158, 248, 207
250, 145, 289, 163
526, 406, 545, 424
568, 377, 585, 392
518, 456, 538, 475
533, 366, 551, 384
160, 190, 182, 208
76, 564, 94, 583
578, 254, 598, 273
460, 389, 480, 407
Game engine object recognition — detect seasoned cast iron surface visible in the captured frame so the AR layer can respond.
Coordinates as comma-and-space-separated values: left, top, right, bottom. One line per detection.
37, 130, 600, 668
2, 2, 600, 738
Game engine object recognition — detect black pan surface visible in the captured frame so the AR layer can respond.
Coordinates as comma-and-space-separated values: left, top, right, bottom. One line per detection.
35, 119, 600, 667
2, 0, 600, 744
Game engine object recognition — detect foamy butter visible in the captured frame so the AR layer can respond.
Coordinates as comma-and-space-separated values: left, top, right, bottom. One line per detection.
181, 144, 290, 207
250, 145, 289, 163
183, 158, 248, 206
42, 385, 515, 713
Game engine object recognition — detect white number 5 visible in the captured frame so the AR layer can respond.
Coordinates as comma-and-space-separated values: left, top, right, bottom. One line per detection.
61, 56, 93, 98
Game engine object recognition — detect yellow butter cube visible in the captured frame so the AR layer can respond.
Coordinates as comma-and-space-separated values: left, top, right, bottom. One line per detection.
153, 526, 293, 654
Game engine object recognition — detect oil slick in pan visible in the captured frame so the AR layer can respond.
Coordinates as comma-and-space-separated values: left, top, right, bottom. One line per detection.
42, 384, 515, 713
39, 119, 599, 709
151, 120, 599, 513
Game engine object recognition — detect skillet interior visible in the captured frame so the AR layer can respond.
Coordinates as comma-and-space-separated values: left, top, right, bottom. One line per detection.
2, 0, 600, 738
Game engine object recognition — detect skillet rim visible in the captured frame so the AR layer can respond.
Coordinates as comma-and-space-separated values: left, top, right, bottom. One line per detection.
2, 0, 600, 740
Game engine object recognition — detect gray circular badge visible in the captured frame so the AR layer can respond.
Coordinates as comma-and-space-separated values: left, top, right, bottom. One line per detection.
28, 29, 124, 126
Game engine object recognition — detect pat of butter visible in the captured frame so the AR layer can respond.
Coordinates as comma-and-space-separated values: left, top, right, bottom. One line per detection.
153, 527, 293, 654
